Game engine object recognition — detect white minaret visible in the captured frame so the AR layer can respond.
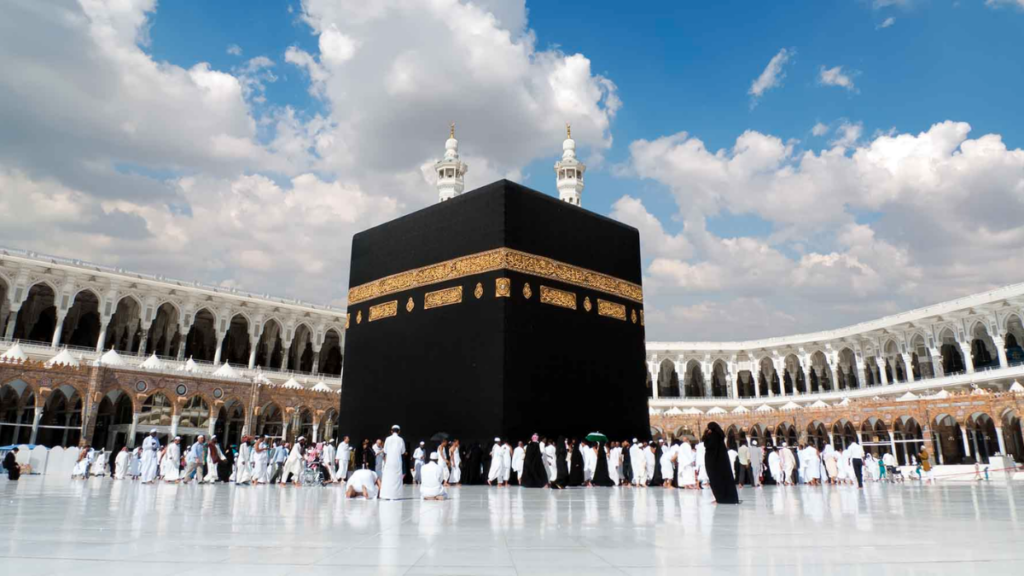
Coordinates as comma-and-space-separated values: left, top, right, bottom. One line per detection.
435, 123, 468, 202
554, 123, 585, 207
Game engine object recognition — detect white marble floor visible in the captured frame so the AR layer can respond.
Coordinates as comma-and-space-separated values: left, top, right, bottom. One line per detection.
1, 478, 1022, 576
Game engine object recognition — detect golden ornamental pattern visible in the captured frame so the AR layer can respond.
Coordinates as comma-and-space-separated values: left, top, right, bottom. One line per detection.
347, 248, 643, 305
406, 297, 415, 313
583, 296, 592, 312
640, 310, 644, 326
597, 299, 626, 321
540, 285, 576, 310
631, 309, 637, 324
523, 282, 533, 299
356, 310, 362, 324
474, 282, 483, 299
345, 313, 350, 329
424, 286, 463, 309
496, 277, 511, 298
369, 300, 398, 322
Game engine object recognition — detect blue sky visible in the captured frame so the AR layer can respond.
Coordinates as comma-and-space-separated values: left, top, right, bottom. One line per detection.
1, 0, 1023, 340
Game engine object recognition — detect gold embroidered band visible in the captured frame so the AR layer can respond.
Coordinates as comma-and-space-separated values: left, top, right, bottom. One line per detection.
540, 285, 576, 310
424, 286, 463, 309
597, 299, 626, 321
347, 248, 643, 305
368, 300, 398, 322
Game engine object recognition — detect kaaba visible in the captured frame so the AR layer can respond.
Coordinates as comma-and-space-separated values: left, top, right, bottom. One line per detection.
339, 180, 650, 445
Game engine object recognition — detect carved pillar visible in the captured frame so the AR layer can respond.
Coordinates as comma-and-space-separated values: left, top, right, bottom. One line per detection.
28, 406, 43, 445
928, 348, 944, 378
170, 414, 180, 438
50, 311, 68, 348
95, 317, 111, 353
3, 309, 18, 339
281, 343, 292, 371
248, 339, 259, 369
996, 426, 1007, 455
311, 350, 321, 374
877, 357, 890, 386
961, 426, 971, 457
901, 353, 915, 382
728, 361, 738, 399
213, 333, 226, 365
992, 335, 1008, 369
959, 341, 975, 374
137, 322, 152, 357
177, 324, 191, 360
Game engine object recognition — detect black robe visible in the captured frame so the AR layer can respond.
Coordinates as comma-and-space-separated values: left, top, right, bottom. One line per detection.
3, 452, 19, 480
466, 444, 483, 485
591, 444, 615, 487
553, 438, 569, 488
520, 442, 548, 487
218, 449, 233, 482
652, 444, 664, 484
621, 444, 633, 484
567, 443, 585, 486
704, 424, 740, 504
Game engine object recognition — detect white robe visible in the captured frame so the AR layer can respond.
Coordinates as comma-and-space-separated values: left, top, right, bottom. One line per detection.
420, 461, 447, 499
253, 442, 271, 483
235, 443, 253, 484
501, 445, 512, 482
545, 444, 558, 482
436, 446, 450, 483
322, 443, 337, 481
450, 447, 462, 484
582, 445, 596, 482
72, 450, 92, 478
660, 450, 674, 482
162, 443, 181, 481
140, 436, 160, 483
609, 447, 621, 485
768, 451, 782, 482
678, 443, 696, 486
114, 450, 130, 479
512, 446, 525, 481
629, 445, 646, 485
412, 447, 425, 483
90, 452, 108, 476
380, 433, 406, 500
696, 443, 709, 484
645, 447, 656, 483
336, 442, 351, 481
804, 447, 821, 481
487, 443, 504, 482
282, 443, 304, 483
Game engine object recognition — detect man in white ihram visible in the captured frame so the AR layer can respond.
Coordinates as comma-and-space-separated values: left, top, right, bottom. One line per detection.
140, 429, 161, 484
335, 436, 351, 483
487, 437, 504, 486
420, 452, 448, 500
380, 425, 407, 500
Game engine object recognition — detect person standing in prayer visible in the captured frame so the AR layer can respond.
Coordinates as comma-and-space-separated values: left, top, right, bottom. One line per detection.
436, 439, 451, 484
114, 446, 130, 480
282, 437, 306, 486
322, 440, 337, 483
372, 439, 385, 477
140, 430, 161, 484
749, 440, 763, 487
253, 436, 271, 484
336, 436, 351, 482
449, 439, 462, 485
380, 425, 407, 500
412, 442, 426, 484
768, 446, 782, 484
235, 437, 253, 485
628, 441, 645, 487
847, 439, 865, 488
695, 441, 708, 488
487, 438, 504, 486
4, 447, 21, 481
703, 423, 740, 504
519, 435, 548, 488
651, 440, 664, 485
512, 441, 526, 485
780, 444, 796, 486
181, 435, 206, 484
345, 468, 380, 499
420, 453, 448, 500
736, 442, 751, 488
501, 440, 513, 485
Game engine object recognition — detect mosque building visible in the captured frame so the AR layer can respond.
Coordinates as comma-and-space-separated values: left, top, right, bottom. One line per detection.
1, 128, 1022, 472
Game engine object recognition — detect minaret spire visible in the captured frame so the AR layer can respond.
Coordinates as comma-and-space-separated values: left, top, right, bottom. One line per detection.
435, 123, 468, 202
554, 122, 585, 207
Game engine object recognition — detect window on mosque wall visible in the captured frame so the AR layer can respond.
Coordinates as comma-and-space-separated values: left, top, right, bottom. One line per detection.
139, 393, 172, 427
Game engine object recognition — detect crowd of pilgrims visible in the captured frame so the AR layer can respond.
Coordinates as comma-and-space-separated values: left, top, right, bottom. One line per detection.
60, 421, 914, 502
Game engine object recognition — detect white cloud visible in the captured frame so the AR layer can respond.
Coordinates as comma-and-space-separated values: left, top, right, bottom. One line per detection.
812, 122, 830, 137
628, 121, 1024, 339
748, 48, 795, 107
227, 44, 243, 56
819, 65, 858, 92
985, 0, 1024, 9
877, 17, 896, 29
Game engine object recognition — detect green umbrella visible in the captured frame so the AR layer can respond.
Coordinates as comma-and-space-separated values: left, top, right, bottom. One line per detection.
585, 432, 608, 443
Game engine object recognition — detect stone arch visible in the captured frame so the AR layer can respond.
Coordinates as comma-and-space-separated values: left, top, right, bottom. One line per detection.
774, 423, 797, 448
806, 420, 828, 450
58, 288, 102, 348
969, 322, 998, 370
138, 392, 173, 430
748, 423, 773, 447
783, 354, 802, 395
938, 328, 965, 375
12, 282, 57, 343
256, 317, 285, 370
892, 416, 924, 466
145, 302, 181, 358
657, 359, 680, 398
216, 399, 246, 449
0, 379, 36, 446
673, 425, 698, 441
320, 327, 343, 376
1003, 314, 1024, 366
724, 424, 740, 450
830, 418, 857, 450
736, 370, 755, 398
220, 313, 252, 366
710, 360, 729, 398
178, 395, 212, 431
808, 351, 831, 393
105, 295, 144, 353
837, 348, 858, 390
320, 408, 339, 442
185, 307, 218, 362
965, 412, 999, 464
884, 340, 907, 383
932, 413, 965, 465
93, 390, 134, 451
758, 357, 779, 396
683, 359, 704, 398
296, 407, 314, 441
1000, 409, 1024, 463
291, 322, 315, 373
860, 417, 890, 457
910, 334, 934, 379
257, 402, 284, 439
38, 385, 83, 447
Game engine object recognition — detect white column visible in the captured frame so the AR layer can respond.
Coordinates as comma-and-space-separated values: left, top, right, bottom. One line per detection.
50, 312, 67, 348
856, 360, 866, 388
208, 417, 217, 438
901, 353, 915, 382
996, 427, 1007, 455
213, 333, 225, 365
127, 413, 139, 447
877, 357, 890, 386
928, 348, 944, 378
176, 327, 189, 360
248, 339, 259, 369
889, 432, 897, 456
311, 350, 321, 374
95, 318, 110, 353
754, 371, 761, 399
28, 406, 43, 445
4, 310, 18, 339
961, 426, 971, 457
138, 323, 152, 357
728, 362, 738, 399
959, 342, 975, 373
649, 362, 659, 399
170, 415, 180, 438
992, 335, 1008, 369
281, 343, 292, 371
312, 419, 320, 443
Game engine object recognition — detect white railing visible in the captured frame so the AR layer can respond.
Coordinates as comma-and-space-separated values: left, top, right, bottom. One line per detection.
0, 339, 342, 391
648, 364, 1024, 410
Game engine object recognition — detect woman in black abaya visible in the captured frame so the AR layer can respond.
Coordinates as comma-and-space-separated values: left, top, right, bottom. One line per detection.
590, 443, 615, 487
520, 435, 549, 487
703, 422, 740, 504
621, 441, 633, 486
552, 436, 569, 489
466, 443, 483, 485
567, 439, 584, 487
